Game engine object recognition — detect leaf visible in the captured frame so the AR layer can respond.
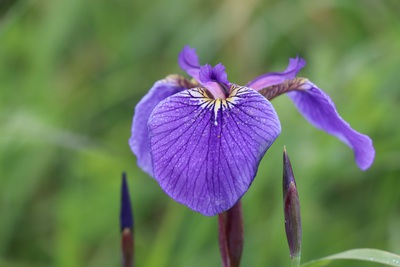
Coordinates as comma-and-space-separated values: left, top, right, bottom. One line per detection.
301, 249, 400, 267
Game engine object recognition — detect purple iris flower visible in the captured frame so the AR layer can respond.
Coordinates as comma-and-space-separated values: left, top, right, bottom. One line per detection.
129, 45, 375, 216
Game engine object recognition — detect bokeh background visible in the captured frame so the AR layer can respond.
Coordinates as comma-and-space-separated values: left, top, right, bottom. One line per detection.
1, 0, 399, 266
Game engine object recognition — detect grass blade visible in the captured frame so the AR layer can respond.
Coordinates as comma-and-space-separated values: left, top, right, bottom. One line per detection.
302, 249, 400, 267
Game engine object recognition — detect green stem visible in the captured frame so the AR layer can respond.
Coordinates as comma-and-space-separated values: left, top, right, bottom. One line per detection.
291, 255, 301, 267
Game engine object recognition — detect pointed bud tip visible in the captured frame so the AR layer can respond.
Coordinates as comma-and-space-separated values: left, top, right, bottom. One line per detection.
120, 172, 133, 231
283, 147, 296, 197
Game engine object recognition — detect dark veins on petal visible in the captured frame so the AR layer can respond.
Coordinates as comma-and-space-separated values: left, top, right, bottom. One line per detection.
148, 86, 281, 216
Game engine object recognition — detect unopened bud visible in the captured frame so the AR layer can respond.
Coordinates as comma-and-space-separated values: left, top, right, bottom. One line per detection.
283, 147, 302, 260
120, 172, 134, 267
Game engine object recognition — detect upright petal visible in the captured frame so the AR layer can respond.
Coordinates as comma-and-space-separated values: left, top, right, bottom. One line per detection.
178, 45, 201, 81
199, 63, 229, 85
148, 86, 281, 216
287, 82, 375, 170
247, 57, 306, 91
199, 63, 230, 99
129, 75, 192, 176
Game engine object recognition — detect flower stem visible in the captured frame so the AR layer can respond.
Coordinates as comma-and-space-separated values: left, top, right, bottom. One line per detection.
218, 200, 243, 267
291, 255, 301, 267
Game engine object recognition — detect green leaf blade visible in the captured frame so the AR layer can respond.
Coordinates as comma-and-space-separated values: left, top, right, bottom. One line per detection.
302, 249, 400, 267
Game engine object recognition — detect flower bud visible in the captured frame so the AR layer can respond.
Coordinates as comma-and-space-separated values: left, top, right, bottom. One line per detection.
120, 172, 134, 267
283, 147, 302, 260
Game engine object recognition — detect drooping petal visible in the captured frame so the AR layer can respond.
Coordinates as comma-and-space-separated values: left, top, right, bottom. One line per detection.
287, 82, 375, 170
247, 56, 306, 91
178, 45, 201, 81
129, 76, 191, 176
148, 86, 281, 216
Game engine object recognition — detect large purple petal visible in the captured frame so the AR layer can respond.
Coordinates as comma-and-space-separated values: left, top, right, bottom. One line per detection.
178, 45, 201, 81
148, 86, 281, 216
247, 57, 306, 91
129, 77, 187, 176
287, 82, 375, 170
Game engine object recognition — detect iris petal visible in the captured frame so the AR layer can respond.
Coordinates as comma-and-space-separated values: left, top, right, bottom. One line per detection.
287, 82, 375, 170
199, 63, 229, 85
148, 86, 281, 216
129, 76, 187, 176
178, 45, 201, 81
198, 64, 230, 99
247, 56, 306, 91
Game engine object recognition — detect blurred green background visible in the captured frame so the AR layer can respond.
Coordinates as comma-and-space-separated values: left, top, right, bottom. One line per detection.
1, 0, 399, 266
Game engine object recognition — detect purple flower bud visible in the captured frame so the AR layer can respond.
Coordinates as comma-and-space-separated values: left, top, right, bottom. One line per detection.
120, 172, 133, 230
283, 147, 302, 259
218, 200, 244, 267
120, 172, 134, 267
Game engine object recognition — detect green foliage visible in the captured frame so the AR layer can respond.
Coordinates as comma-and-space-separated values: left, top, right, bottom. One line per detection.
302, 249, 400, 267
1, 0, 400, 266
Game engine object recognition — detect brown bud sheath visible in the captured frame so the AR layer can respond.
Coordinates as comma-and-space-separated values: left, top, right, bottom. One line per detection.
283, 147, 302, 260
